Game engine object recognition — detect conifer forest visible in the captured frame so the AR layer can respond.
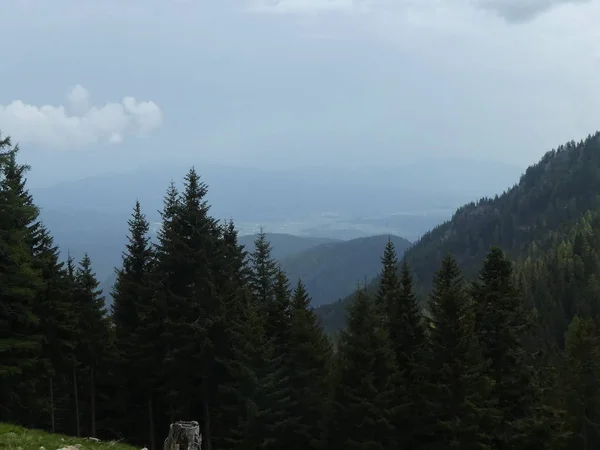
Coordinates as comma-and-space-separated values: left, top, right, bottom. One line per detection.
5, 129, 600, 450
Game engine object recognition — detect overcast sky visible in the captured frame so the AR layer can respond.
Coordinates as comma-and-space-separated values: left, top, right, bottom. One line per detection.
1, 0, 599, 186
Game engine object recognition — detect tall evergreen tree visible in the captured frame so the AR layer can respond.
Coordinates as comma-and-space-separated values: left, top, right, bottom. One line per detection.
73, 254, 110, 438
376, 238, 401, 318
0, 142, 44, 423
32, 225, 79, 433
562, 316, 600, 450
471, 247, 540, 449
377, 249, 425, 448
287, 280, 332, 450
111, 201, 157, 448
330, 288, 397, 450
422, 254, 494, 450
249, 230, 278, 311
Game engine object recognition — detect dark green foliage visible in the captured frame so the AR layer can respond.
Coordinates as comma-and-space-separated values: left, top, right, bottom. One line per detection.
282, 234, 411, 307
472, 247, 543, 449
0, 142, 44, 422
376, 242, 425, 448
9, 127, 600, 450
287, 281, 332, 450
421, 255, 494, 450
73, 254, 110, 437
330, 288, 397, 450
111, 201, 158, 448
562, 316, 600, 450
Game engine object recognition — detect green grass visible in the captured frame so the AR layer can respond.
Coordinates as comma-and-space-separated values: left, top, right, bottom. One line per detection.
0, 424, 137, 450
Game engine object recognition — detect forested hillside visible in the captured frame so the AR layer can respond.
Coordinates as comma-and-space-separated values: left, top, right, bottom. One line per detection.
316, 132, 600, 333
5, 129, 600, 450
280, 234, 411, 306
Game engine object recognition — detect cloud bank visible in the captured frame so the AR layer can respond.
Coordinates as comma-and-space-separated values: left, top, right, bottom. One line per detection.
247, 0, 591, 22
0, 85, 163, 149
475, 0, 591, 22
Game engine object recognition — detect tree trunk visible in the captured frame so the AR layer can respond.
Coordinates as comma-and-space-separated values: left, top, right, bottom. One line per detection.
73, 364, 80, 437
91, 366, 96, 437
202, 388, 211, 450
163, 421, 201, 450
50, 377, 55, 433
148, 395, 156, 450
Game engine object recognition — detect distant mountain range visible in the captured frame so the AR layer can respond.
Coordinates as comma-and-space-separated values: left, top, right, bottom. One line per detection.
96, 232, 410, 309
28, 157, 521, 310
238, 233, 340, 262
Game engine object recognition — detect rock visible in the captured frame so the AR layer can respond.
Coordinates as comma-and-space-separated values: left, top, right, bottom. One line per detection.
87, 437, 101, 443
40, 446, 46, 450
141, 447, 148, 450
163, 421, 202, 450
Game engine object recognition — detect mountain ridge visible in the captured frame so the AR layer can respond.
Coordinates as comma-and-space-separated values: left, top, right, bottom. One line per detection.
315, 132, 600, 333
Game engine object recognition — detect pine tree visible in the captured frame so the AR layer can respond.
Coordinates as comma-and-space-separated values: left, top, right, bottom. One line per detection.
213, 221, 255, 450
31, 225, 79, 433
0, 142, 44, 424
330, 288, 397, 450
73, 254, 109, 438
112, 200, 157, 447
562, 316, 600, 450
286, 280, 332, 450
151, 180, 181, 425
422, 254, 494, 450
249, 230, 278, 312
376, 238, 401, 318
157, 169, 223, 449
376, 249, 425, 448
471, 247, 540, 449
261, 269, 295, 450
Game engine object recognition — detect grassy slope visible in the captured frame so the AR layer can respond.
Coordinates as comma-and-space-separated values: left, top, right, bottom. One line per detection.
0, 424, 137, 450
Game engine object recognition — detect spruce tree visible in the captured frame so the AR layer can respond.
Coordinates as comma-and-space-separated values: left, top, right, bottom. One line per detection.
471, 247, 539, 449
73, 254, 109, 438
157, 169, 223, 449
376, 238, 401, 318
151, 180, 181, 425
422, 254, 494, 450
330, 288, 397, 450
112, 201, 157, 448
287, 280, 332, 450
377, 252, 425, 448
261, 269, 295, 450
0, 142, 44, 423
32, 225, 79, 433
562, 316, 600, 450
213, 220, 255, 450
249, 230, 278, 311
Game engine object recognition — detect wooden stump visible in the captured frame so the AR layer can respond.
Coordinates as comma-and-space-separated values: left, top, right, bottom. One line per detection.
163, 421, 202, 450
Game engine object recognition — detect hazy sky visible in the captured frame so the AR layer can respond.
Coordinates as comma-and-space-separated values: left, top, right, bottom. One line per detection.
1, 0, 599, 185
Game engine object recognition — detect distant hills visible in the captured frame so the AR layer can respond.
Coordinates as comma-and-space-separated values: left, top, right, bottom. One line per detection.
315, 133, 600, 334
238, 233, 340, 262
97, 231, 410, 309
279, 234, 411, 306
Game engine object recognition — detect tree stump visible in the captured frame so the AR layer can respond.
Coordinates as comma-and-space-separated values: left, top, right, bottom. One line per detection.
163, 421, 202, 450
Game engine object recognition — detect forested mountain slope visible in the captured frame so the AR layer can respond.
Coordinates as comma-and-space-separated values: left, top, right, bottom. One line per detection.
317, 132, 600, 333
280, 234, 411, 306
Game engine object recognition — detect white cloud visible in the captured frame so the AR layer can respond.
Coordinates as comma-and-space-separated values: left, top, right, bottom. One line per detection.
0, 85, 163, 149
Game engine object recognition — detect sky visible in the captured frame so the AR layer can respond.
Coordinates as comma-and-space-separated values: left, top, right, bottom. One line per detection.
1, 0, 600, 187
